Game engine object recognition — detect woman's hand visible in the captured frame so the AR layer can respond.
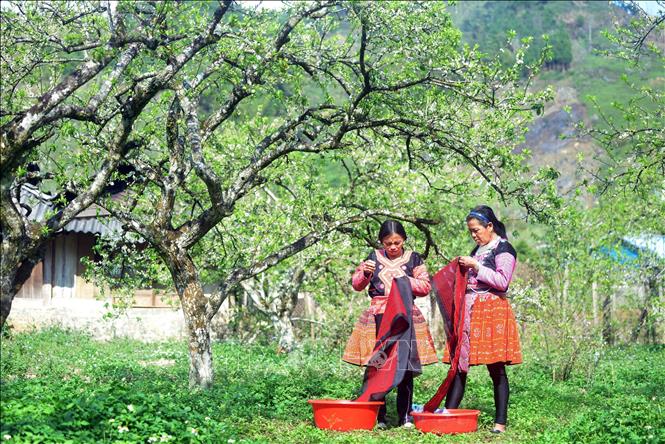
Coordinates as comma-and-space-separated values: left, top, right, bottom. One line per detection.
458, 256, 480, 271
361, 259, 376, 276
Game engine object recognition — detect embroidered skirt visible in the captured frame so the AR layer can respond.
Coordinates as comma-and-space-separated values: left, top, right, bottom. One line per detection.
443, 293, 522, 366
342, 297, 438, 366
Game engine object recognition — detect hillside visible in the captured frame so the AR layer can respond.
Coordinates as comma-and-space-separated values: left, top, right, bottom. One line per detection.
448, 1, 665, 193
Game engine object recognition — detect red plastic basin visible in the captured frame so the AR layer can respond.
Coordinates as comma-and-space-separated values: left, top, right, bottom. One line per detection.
308, 399, 384, 431
411, 409, 481, 434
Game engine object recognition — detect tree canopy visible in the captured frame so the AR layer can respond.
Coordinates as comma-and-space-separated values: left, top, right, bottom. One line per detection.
2, 0, 556, 388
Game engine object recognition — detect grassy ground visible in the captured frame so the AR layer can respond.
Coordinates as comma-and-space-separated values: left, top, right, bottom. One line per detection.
1, 328, 663, 443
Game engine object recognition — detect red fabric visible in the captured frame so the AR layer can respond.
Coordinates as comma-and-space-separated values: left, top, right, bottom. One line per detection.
356, 276, 421, 402
423, 258, 468, 412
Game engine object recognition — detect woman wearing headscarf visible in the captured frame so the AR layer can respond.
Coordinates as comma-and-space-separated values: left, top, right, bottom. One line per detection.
444, 205, 522, 433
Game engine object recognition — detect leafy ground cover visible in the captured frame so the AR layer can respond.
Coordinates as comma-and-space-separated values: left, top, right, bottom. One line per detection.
1, 328, 663, 443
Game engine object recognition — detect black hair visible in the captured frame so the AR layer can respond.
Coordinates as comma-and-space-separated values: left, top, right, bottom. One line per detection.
465, 205, 508, 239
378, 219, 407, 242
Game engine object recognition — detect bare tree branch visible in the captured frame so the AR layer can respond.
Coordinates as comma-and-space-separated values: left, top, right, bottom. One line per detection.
208, 208, 383, 320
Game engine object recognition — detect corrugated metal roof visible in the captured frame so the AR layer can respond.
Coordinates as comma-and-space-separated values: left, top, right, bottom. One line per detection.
76, 204, 111, 218
62, 217, 123, 235
20, 185, 53, 222
18, 184, 122, 237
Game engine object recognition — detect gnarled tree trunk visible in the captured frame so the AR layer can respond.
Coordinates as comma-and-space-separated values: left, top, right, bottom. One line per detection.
272, 312, 297, 352
0, 247, 41, 328
241, 268, 305, 353
0, 184, 44, 328
165, 250, 213, 389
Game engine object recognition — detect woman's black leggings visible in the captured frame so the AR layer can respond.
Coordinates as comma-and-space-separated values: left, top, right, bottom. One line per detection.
443, 363, 509, 425
374, 314, 414, 424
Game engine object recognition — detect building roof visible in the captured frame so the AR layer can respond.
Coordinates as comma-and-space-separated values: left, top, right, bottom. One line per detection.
595, 234, 664, 268
623, 235, 665, 260
18, 183, 123, 236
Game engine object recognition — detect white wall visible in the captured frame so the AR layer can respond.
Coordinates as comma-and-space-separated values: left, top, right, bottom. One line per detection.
7, 298, 187, 342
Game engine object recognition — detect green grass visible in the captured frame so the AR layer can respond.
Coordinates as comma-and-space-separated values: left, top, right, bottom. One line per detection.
1, 327, 663, 443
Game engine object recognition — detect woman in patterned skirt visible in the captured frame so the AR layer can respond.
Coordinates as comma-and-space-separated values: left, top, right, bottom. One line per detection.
342, 220, 438, 428
444, 205, 522, 433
